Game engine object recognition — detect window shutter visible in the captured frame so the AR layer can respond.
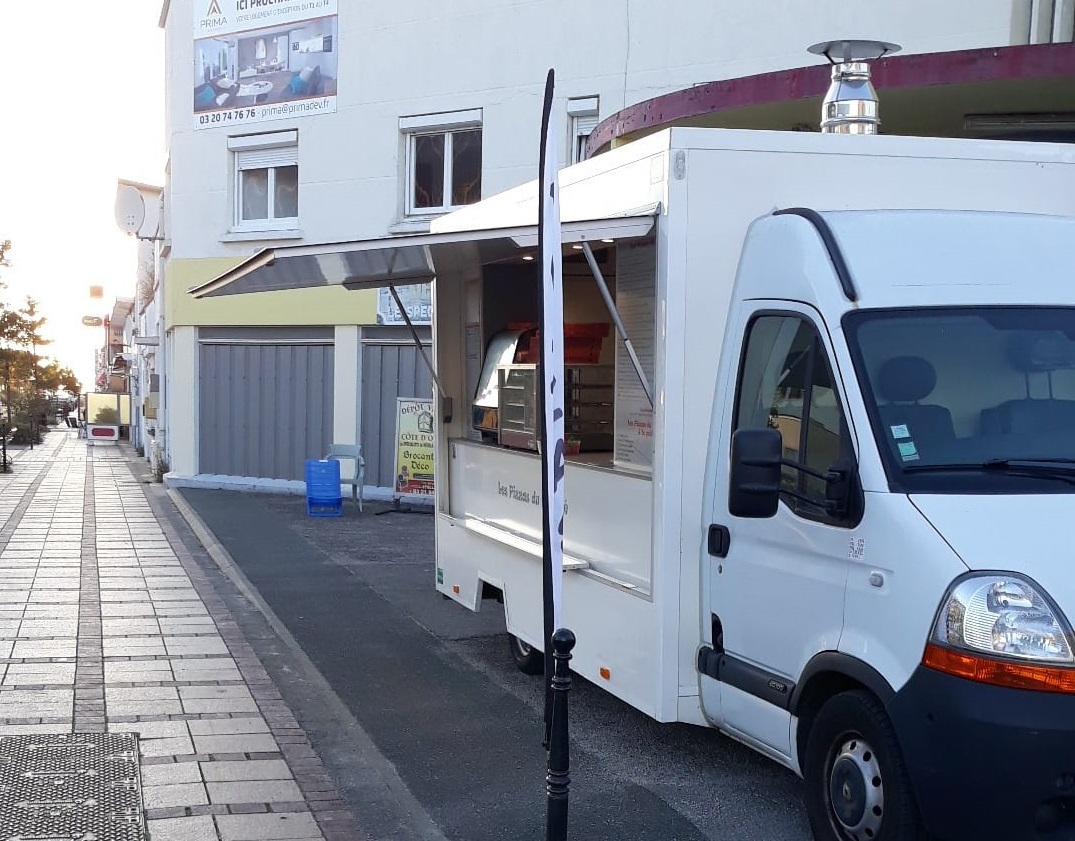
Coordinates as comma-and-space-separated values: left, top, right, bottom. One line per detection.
574, 114, 599, 136
236, 146, 297, 170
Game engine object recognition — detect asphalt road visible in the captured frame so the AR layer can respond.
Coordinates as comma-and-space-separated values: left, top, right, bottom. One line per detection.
174, 488, 812, 841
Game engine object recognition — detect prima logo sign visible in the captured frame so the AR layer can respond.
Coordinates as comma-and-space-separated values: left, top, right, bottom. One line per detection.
200, 0, 227, 29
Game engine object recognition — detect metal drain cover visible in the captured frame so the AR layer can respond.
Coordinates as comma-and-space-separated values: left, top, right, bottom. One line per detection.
0, 733, 144, 840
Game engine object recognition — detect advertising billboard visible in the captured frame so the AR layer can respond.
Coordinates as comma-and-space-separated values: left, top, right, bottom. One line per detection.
193, 0, 338, 130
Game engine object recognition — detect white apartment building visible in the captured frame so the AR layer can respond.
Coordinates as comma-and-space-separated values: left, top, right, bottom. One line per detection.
157, 0, 1074, 493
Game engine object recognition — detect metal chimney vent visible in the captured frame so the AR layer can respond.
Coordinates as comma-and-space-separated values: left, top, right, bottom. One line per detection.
808, 39, 902, 134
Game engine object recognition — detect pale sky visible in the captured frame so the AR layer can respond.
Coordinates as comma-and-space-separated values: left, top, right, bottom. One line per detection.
0, 2, 166, 390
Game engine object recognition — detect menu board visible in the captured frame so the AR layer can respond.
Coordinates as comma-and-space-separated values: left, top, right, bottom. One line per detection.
614, 243, 656, 471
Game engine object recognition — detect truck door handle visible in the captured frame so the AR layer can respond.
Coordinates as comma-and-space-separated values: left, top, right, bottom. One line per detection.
708, 525, 730, 558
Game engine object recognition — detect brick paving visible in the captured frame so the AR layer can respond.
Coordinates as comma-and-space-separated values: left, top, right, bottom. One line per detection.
0, 431, 364, 841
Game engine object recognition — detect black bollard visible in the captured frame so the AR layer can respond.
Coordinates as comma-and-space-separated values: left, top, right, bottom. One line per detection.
546, 627, 575, 841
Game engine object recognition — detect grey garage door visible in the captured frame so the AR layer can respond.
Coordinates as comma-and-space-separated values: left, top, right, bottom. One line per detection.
199, 327, 334, 480
361, 329, 433, 488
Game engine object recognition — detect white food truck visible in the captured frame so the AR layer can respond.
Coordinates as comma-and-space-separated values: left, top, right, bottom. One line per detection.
199, 127, 1075, 841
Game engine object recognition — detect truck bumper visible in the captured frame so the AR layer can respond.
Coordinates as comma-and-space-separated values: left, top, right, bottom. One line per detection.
888, 664, 1075, 841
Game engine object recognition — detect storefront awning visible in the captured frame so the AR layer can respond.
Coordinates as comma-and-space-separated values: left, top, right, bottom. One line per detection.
189, 214, 656, 299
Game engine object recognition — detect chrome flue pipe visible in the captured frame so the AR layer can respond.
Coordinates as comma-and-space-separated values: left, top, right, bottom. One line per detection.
808, 39, 902, 134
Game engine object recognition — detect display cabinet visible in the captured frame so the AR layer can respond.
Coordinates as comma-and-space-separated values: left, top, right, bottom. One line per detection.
493, 364, 614, 452
497, 365, 540, 450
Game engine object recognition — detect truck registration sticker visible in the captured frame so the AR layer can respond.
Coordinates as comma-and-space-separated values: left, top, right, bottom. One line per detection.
890, 424, 910, 439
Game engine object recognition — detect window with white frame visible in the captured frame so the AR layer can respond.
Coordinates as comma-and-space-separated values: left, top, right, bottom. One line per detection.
568, 96, 599, 164
1029, 0, 1075, 41
401, 110, 482, 216
229, 130, 299, 231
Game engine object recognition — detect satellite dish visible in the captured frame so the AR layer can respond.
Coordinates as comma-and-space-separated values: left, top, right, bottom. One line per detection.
115, 185, 146, 234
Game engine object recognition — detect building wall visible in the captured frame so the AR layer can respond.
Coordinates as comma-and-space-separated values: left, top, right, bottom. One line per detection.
332, 325, 360, 451
168, 326, 199, 475
164, 0, 1027, 267
161, 0, 1049, 484
164, 257, 376, 328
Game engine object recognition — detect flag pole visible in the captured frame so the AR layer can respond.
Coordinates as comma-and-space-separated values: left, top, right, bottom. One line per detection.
537, 67, 574, 841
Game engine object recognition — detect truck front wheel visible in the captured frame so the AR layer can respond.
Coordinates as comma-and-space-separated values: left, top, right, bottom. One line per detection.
508, 634, 544, 675
803, 689, 925, 841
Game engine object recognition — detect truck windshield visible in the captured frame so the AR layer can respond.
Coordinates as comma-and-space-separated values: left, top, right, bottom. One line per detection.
843, 307, 1075, 493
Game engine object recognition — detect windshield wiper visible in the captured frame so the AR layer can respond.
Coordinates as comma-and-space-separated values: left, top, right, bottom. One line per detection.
902, 459, 1075, 485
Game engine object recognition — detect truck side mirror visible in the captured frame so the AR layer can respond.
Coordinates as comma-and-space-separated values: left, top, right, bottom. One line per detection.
728, 428, 783, 518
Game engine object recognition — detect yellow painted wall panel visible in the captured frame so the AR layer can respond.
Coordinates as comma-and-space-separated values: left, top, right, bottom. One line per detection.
165, 257, 377, 328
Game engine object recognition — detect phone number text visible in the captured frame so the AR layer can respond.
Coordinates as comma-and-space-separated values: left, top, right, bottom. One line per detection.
197, 108, 258, 126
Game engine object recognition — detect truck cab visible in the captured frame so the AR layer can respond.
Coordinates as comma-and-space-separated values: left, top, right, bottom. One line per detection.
704, 208, 1075, 840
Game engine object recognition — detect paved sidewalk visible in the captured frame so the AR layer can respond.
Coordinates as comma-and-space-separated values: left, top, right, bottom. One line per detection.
0, 431, 363, 840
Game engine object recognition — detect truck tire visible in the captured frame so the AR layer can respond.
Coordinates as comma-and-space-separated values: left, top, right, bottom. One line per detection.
509, 634, 544, 675
803, 689, 925, 841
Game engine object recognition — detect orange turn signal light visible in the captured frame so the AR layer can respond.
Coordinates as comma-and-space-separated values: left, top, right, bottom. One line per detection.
923, 642, 1075, 694
599, 667, 611, 681
452, 585, 460, 594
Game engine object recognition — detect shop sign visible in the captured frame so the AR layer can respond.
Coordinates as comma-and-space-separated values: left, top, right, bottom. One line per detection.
377, 284, 432, 326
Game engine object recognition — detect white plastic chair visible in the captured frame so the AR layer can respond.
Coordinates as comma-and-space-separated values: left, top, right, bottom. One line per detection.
324, 443, 365, 511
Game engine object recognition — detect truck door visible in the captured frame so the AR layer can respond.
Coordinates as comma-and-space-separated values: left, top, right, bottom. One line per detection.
702, 305, 858, 760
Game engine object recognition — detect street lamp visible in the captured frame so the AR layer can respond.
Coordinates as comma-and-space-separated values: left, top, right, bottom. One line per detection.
28, 340, 36, 451
26, 372, 36, 451
0, 337, 11, 473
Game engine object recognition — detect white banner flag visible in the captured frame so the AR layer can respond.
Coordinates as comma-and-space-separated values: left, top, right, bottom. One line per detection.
538, 69, 566, 637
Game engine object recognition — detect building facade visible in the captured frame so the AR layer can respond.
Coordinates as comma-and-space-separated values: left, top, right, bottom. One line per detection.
112, 180, 166, 468
157, 0, 1074, 492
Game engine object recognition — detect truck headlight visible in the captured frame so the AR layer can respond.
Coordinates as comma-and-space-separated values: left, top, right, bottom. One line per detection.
932, 574, 1073, 664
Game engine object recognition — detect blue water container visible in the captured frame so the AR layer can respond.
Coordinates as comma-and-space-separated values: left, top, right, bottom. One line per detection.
305, 459, 343, 517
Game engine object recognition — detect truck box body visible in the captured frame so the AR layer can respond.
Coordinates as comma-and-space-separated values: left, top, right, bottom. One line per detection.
430, 128, 1075, 726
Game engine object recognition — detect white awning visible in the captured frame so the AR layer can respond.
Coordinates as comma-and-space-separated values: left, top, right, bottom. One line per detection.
189, 214, 656, 299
